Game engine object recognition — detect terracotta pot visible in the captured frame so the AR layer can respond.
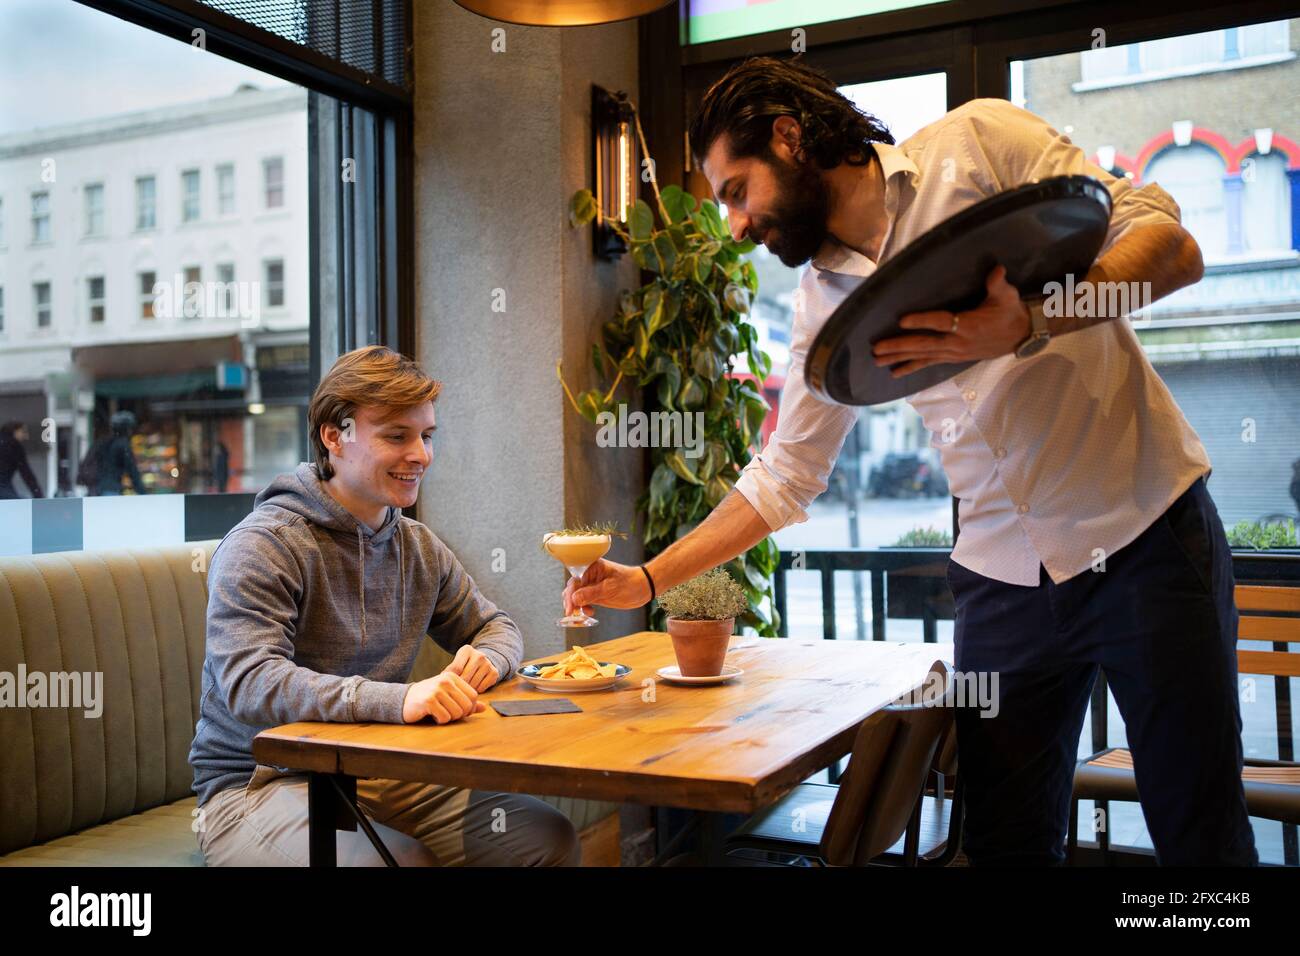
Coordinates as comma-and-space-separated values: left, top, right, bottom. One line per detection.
666, 617, 735, 677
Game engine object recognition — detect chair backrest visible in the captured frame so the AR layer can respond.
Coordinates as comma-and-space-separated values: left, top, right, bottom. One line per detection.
1235, 585, 1300, 679
0, 541, 219, 855
820, 661, 953, 866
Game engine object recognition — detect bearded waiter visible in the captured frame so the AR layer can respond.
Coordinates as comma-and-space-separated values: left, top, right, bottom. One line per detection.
567, 57, 1257, 866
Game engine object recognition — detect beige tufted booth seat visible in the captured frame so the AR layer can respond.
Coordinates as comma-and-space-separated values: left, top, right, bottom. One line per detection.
0, 541, 619, 866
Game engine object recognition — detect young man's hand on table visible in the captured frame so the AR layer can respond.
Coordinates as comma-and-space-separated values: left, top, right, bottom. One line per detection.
402, 670, 487, 724
444, 643, 500, 692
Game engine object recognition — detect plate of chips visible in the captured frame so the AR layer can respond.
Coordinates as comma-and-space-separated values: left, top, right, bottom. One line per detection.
517, 646, 631, 692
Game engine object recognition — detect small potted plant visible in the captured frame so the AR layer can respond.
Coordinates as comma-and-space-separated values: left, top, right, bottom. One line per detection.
656, 568, 748, 677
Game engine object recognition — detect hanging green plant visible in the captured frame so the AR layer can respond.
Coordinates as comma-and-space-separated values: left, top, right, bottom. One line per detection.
560, 112, 780, 636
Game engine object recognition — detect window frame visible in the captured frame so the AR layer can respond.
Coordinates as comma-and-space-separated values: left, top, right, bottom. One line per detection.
30, 190, 51, 244
263, 257, 285, 309
87, 275, 106, 324
180, 168, 201, 223
83, 182, 106, 237
33, 280, 52, 328
216, 162, 236, 216
134, 174, 157, 231
138, 269, 157, 320
61, 0, 412, 517
262, 155, 285, 210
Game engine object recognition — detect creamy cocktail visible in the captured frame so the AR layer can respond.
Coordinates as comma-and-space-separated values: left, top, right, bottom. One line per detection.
543, 531, 612, 627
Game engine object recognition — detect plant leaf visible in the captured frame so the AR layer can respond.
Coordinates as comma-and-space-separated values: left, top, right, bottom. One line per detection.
661, 184, 696, 224
656, 363, 681, 409
678, 375, 707, 410
643, 285, 667, 337
665, 450, 703, 485
724, 282, 750, 314
692, 344, 723, 382
570, 189, 598, 227
653, 233, 677, 274
649, 463, 676, 516
629, 199, 654, 240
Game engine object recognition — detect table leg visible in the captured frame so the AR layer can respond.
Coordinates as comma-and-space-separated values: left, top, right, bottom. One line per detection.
308, 772, 401, 867
697, 811, 732, 866
308, 772, 344, 867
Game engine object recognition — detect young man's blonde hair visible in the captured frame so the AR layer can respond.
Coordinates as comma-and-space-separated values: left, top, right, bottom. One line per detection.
308, 345, 442, 480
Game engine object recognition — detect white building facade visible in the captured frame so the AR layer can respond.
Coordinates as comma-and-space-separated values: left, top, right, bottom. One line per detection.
0, 84, 309, 496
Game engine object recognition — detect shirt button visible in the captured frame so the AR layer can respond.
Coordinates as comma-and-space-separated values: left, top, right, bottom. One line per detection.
963, 389, 977, 402
1017, 503, 1030, 515
994, 447, 1007, 460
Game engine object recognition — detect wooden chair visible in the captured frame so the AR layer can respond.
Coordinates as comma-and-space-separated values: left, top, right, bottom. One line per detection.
724, 661, 963, 867
1068, 584, 1300, 864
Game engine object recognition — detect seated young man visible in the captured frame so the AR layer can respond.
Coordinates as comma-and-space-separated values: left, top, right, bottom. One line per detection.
188, 345, 580, 866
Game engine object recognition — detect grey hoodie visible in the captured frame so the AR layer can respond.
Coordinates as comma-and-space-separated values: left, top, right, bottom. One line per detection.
188, 462, 523, 806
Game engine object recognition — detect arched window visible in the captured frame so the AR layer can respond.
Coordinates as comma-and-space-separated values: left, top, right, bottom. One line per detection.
1146, 144, 1228, 259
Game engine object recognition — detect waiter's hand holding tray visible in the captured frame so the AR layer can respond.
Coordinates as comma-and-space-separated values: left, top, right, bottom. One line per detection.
805, 175, 1114, 406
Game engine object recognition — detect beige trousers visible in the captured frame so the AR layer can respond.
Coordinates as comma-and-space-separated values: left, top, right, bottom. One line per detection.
196, 766, 582, 867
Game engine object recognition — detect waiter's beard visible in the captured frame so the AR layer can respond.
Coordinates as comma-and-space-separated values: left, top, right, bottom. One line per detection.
751, 151, 831, 268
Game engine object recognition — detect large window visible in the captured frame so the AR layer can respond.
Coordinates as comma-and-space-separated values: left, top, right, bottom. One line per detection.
1013, 18, 1300, 539
0, 0, 310, 511
723, 71, 952, 645
1012, 16, 1300, 864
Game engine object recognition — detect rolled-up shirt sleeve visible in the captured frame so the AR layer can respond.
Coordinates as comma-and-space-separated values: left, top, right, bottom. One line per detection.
960, 98, 1182, 255
734, 271, 860, 533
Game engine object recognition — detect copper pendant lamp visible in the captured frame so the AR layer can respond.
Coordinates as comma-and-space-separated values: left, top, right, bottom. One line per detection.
452, 0, 675, 27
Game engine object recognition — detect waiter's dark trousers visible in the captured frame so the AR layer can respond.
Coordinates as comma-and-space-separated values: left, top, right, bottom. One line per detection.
948, 477, 1258, 866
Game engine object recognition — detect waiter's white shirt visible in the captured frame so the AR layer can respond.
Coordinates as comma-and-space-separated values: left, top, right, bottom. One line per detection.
733, 98, 1211, 587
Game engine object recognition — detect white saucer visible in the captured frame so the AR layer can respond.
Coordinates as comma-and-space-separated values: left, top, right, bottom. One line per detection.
656, 664, 743, 685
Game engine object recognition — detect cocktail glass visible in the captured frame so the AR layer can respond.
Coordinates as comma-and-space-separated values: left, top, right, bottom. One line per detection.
543, 532, 612, 628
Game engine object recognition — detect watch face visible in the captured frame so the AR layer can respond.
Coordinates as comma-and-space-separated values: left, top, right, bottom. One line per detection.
1017, 335, 1050, 358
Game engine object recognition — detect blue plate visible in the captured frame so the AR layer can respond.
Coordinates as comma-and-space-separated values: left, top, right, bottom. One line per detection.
517, 662, 631, 692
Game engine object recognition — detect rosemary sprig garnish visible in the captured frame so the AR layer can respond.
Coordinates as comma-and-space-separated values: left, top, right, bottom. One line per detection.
541, 522, 627, 550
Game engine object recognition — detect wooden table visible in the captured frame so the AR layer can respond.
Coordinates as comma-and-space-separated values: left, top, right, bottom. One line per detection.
252, 631, 954, 865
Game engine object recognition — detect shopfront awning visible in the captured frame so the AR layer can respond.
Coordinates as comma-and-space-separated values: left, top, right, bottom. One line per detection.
93, 368, 217, 399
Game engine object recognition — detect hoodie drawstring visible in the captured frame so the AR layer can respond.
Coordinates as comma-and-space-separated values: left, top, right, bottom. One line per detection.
356, 525, 367, 649
398, 526, 406, 639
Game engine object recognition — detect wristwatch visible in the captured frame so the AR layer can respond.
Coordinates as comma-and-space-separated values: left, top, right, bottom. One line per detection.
1014, 297, 1050, 358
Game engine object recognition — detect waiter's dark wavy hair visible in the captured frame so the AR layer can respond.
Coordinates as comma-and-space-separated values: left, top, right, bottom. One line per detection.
689, 56, 894, 170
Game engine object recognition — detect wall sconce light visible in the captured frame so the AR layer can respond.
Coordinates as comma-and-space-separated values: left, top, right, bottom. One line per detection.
1254, 127, 1274, 155
1171, 120, 1193, 147
1095, 145, 1116, 171
592, 85, 638, 259
453, 0, 674, 26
